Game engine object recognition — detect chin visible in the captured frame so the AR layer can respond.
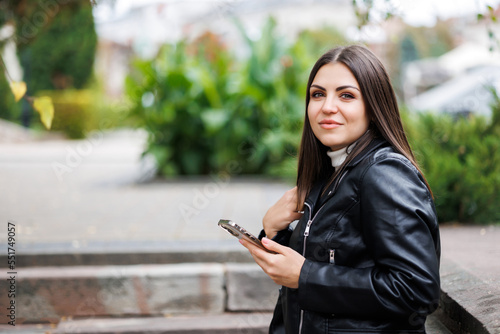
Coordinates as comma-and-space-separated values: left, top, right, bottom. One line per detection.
318, 138, 344, 149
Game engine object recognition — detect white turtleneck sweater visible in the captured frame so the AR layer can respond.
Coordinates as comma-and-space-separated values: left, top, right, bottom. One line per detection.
327, 147, 349, 170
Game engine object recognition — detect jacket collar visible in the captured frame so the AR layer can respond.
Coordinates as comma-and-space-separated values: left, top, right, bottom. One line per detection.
346, 137, 388, 168
304, 138, 389, 210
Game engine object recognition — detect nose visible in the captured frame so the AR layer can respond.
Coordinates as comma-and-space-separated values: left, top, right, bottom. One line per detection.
321, 95, 339, 114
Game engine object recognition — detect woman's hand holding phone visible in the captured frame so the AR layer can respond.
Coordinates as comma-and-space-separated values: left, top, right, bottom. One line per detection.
218, 186, 306, 289
218, 219, 305, 288
263, 187, 303, 239
239, 237, 305, 289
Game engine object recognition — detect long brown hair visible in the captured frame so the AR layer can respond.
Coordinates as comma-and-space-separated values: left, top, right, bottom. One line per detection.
296, 45, 432, 209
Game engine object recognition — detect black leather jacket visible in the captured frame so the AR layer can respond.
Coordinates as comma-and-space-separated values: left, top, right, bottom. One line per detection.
268, 139, 441, 334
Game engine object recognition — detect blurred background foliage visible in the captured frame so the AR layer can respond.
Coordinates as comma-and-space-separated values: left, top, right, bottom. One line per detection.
17, 0, 97, 137
126, 18, 346, 177
0, 69, 21, 120
402, 95, 500, 224
0, 0, 120, 138
15, 0, 97, 92
0, 1, 498, 224
125, 17, 500, 224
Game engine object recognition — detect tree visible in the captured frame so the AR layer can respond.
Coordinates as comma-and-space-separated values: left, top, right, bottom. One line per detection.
352, 0, 499, 51
0, 0, 97, 128
15, 0, 97, 92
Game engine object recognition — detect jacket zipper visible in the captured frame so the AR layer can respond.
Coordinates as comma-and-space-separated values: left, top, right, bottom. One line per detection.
299, 202, 325, 334
297, 170, 349, 333
302, 218, 312, 256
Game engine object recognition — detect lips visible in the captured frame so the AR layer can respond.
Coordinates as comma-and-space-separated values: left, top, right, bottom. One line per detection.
319, 119, 342, 129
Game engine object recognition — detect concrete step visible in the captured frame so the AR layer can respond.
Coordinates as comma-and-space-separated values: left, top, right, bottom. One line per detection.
0, 324, 55, 334
54, 313, 272, 334
438, 260, 500, 334
1, 240, 254, 267
2, 259, 498, 333
0, 263, 278, 323
427, 310, 454, 334
3, 226, 499, 333
0, 312, 452, 334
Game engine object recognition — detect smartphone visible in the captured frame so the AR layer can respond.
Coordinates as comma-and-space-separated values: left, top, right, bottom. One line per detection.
218, 219, 273, 253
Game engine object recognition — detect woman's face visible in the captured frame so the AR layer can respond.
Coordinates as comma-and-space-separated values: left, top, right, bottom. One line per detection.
308, 62, 370, 151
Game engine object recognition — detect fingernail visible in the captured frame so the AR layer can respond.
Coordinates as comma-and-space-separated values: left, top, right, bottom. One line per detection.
262, 237, 269, 244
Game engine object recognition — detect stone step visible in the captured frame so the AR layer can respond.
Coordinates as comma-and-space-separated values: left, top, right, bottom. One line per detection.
54, 313, 272, 334
0, 263, 278, 323
2, 258, 496, 333
0, 312, 452, 334
1, 240, 253, 267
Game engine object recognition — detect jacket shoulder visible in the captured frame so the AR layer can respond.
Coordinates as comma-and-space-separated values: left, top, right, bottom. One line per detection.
356, 146, 432, 202
357, 146, 419, 175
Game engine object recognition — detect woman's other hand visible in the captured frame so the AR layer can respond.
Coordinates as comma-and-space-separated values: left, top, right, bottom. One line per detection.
240, 237, 305, 289
263, 187, 303, 239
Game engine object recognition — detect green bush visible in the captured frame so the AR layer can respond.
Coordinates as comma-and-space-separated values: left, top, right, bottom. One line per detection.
37, 89, 91, 139
126, 19, 344, 176
16, 0, 97, 92
38, 79, 130, 139
127, 35, 237, 175
126, 17, 499, 224
403, 93, 500, 224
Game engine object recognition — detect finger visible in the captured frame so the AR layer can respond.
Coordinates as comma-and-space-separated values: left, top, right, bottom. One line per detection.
239, 239, 270, 257
240, 239, 274, 268
261, 237, 288, 255
238, 238, 254, 251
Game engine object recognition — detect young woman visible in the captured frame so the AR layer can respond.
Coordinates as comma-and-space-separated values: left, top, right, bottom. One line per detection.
240, 45, 441, 333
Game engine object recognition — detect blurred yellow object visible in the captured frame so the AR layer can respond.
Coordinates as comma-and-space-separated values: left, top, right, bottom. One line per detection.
9, 81, 27, 102
33, 96, 54, 129
38, 89, 92, 138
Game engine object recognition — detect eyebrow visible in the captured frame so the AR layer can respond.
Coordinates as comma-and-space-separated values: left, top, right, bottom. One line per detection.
310, 84, 360, 92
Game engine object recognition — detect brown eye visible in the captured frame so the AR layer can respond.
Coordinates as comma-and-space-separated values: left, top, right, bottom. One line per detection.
340, 93, 354, 99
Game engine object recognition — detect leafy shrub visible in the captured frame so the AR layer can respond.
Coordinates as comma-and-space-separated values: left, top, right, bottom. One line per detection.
16, 0, 97, 92
403, 93, 500, 224
127, 36, 237, 175
126, 17, 499, 224
126, 19, 343, 176
38, 89, 91, 139
38, 79, 131, 139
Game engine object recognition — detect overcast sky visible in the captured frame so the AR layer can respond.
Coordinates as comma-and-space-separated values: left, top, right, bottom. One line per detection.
94, 0, 500, 27
396, 0, 500, 26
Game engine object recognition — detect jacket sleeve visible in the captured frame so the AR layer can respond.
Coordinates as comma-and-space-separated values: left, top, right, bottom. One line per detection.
258, 228, 293, 246
297, 156, 441, 319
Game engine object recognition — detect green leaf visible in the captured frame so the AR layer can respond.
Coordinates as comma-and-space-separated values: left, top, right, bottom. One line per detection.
146, 145, 171, 165
200, 109, 229, 134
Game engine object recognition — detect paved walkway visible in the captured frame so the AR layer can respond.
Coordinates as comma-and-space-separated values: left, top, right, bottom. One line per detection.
0, 127, 499, 333
0, 129, 290, 251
